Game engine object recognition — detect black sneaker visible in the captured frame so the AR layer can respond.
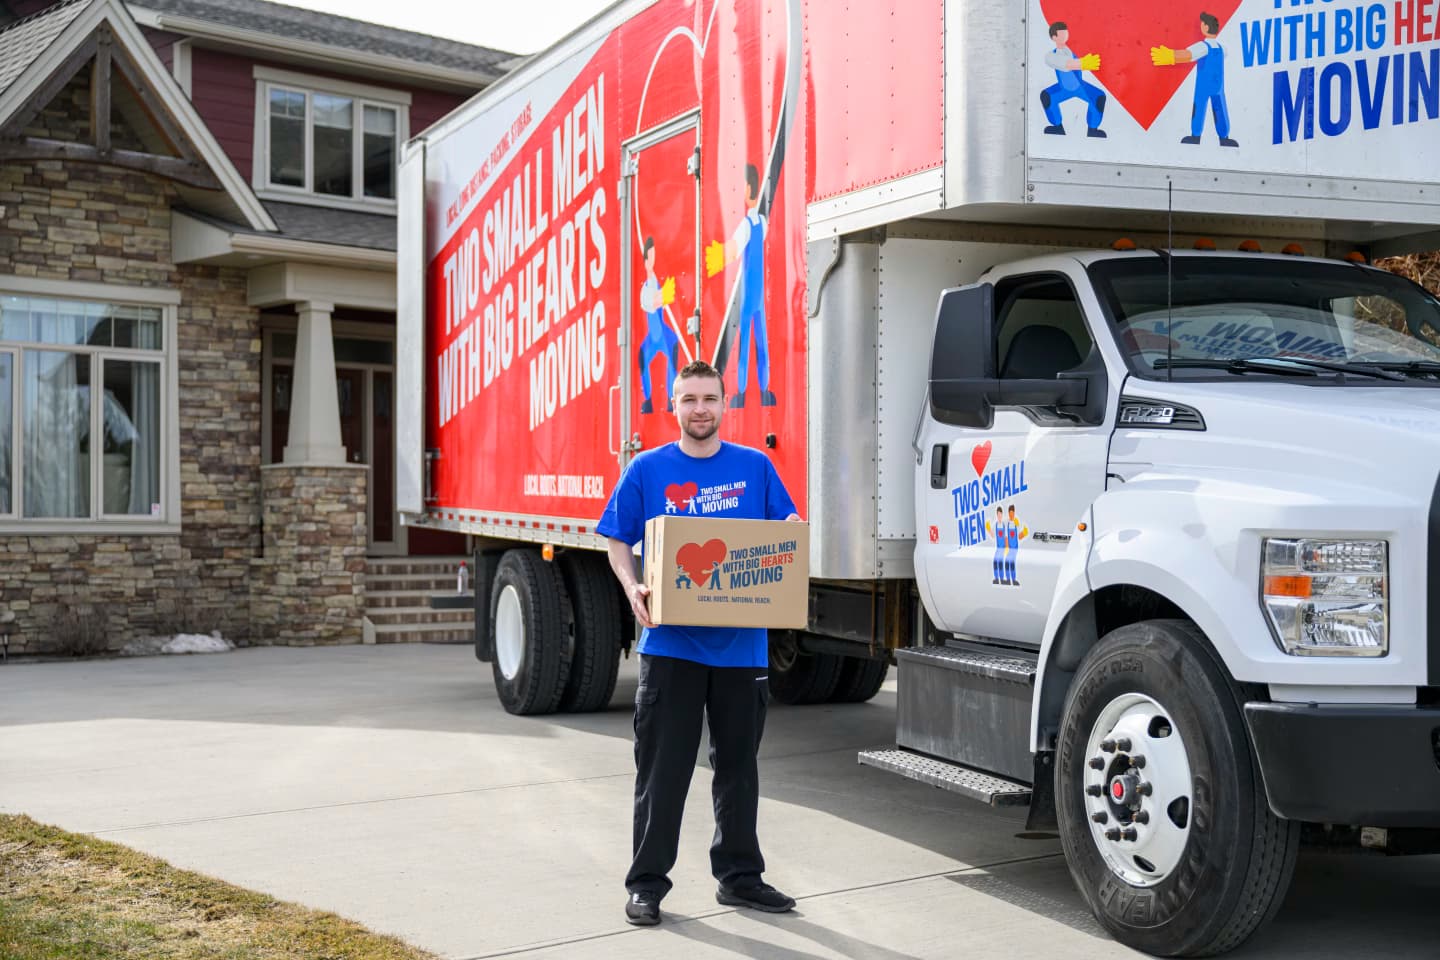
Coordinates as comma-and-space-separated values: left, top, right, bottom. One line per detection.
625, 891, 661, 926
716, 882, 795, 913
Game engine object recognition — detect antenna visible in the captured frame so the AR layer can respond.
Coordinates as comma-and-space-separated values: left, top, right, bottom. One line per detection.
1167, 180, 1174, 382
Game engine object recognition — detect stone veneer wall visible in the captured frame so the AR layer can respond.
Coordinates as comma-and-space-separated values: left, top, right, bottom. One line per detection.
250, 465, 367, 646
0, 155, 263, 654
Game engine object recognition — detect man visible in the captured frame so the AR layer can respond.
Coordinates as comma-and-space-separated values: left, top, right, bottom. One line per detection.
1004, 504, 1029, 586
705, 165, 776, 409
1152, 12, 1239, 147
598, 359, 800, 927
637, 236, 680, 414
1039, 21, 1106, 138
987, 506, 1007, 585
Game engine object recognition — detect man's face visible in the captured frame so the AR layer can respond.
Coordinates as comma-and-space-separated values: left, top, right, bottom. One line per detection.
1053, 28, 1069, 46
644, 244, 655, 272
673, 374, 724, 442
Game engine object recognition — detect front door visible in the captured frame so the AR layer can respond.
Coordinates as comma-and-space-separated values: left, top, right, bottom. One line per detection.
916, 272, 1110, 645
621, 116, 702, 465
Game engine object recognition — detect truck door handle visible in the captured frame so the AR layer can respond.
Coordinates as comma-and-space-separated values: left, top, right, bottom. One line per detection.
930, 444, 949, 489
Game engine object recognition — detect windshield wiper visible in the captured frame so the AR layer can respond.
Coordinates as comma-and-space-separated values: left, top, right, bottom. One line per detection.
1153, 356, 1404, 380
1354, 360, 1440, 378
1152, 358, 1319, 376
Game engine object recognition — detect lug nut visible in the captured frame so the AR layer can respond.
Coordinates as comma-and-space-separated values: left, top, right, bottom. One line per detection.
1134, 811, 1150, 824
1089, 758, 1105, 770
1100, 739, 1117, 753
1130, 755, 1146, 769
1105, 828, 1121, 841
1121, 828, 1138, 842
1086, 784, 1104, 797
1091, 811, 1109, 824
1137, 781, 1153, 797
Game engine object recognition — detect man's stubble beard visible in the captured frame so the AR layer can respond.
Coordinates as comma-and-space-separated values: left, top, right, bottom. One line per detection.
682, 418, 719, 443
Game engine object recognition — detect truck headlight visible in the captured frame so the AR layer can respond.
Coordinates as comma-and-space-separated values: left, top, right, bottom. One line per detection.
1261, 538, 1388, 657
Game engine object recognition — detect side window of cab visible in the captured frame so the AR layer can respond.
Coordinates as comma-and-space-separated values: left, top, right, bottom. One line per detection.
995, 276, 1093, 380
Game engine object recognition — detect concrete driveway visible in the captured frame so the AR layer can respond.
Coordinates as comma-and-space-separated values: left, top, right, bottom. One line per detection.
2, 645, 1436, 959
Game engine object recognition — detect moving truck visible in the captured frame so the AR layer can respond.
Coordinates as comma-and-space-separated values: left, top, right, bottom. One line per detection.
397, 0, 1440, 952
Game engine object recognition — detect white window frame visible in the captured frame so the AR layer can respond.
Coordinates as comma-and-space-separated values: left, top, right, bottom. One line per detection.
0, 277, 181, 534
252, 66, 410, 213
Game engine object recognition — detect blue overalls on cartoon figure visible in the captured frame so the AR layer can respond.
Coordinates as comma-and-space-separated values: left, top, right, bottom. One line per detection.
1190, 39, 1230, 140
1041, 49, 1104, 130
1005, 520, 1022, 585
736, 208, 769, 402
637, 274, 679, 414
990, 513, 1008, 584
707, 562, 723, 590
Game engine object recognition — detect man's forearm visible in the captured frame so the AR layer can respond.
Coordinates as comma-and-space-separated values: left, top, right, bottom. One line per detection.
607, 538, 639, 590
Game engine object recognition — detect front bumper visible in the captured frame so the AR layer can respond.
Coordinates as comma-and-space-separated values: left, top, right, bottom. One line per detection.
1244, 702, 1440, 826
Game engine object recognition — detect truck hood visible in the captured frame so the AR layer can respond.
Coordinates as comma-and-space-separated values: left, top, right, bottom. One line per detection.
1111, 381, 1440, 503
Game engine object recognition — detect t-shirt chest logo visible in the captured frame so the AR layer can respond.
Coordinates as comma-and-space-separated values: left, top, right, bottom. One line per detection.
665, 482, 699, 514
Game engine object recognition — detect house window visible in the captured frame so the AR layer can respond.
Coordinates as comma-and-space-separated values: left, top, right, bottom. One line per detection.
257, 72, 407, 206
0, 293, 170, 524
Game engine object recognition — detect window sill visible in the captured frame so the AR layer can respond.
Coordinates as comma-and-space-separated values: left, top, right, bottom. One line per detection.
0, 521, 182, 536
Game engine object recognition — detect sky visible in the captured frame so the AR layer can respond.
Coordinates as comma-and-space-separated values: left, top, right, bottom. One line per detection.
276, 0, 617, 56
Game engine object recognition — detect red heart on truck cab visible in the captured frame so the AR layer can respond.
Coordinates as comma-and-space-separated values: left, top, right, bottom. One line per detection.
971, 441, 992, 477
676, 538, 728, 586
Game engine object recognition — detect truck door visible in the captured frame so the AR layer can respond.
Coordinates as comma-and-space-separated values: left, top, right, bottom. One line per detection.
619, 116, 702, 466
917, 272, 1110, 645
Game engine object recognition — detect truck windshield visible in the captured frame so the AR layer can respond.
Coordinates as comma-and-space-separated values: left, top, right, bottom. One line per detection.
1088, 257, 1440, 381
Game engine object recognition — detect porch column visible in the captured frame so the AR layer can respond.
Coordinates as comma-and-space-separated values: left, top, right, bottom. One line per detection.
284, 300, 345, 464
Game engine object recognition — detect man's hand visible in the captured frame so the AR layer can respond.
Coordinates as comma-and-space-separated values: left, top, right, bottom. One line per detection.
785, 513, 802, 522
1079, 52, 1100, 71
661, 276, 676, 307
705, 240, 726, 278
626, 581, 655, 629
1150, 45, 1176, 66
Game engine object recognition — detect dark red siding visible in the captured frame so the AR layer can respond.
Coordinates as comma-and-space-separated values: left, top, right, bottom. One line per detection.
184, 48, 470, 185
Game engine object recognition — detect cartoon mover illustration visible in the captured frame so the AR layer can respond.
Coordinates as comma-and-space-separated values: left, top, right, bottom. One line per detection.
986, 504, 1029, 586
1152, 11, 1238, 147
637, 236, 680, 414
706, 163, 776, 409
1039, 21, 1105, 138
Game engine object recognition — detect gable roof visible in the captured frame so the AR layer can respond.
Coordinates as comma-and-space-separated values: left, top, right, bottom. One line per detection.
0, 0, 275, 231
129, 0, 518, 87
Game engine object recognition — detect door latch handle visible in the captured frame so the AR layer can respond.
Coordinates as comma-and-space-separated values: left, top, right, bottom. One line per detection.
929, 444, 949, 489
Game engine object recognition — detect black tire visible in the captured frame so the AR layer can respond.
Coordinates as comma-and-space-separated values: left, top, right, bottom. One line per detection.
1056, 619, 1299, 957
768, 632, 843, 705
555, 551, 622, 713
489, 550, 570, 715
829, 654, 889, 703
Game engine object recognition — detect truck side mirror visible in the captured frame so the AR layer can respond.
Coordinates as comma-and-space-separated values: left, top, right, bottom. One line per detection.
929, 284, 997, 429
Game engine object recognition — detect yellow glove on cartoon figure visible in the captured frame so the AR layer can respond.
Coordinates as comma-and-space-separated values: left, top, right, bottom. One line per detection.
1151, 45, 1176, 66
1079, 52, 1100, 71
705, 240, 726, 278
660, 276, 675, 307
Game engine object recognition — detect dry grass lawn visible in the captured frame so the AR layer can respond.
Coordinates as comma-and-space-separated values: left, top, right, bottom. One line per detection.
0, 814, 439, 960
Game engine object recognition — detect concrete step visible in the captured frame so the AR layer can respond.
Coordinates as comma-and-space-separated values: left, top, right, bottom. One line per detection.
366, 557, 469, 576
366, 573, 461, 593
364, 606, 473, 627
365, 589, 475, 608
368, 621, 475, 645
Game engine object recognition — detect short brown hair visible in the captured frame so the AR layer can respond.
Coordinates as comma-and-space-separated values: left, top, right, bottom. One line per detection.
673, 359, 723, 395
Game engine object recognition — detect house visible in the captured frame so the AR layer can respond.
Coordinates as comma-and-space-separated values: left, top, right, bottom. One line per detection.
0, 0, 516, 652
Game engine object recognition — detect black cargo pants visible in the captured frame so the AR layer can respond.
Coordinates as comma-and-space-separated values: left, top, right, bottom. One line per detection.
625, 653, 769, 898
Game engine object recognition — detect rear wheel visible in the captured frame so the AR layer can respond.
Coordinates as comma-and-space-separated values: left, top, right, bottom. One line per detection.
768, 632, 843, 705
829, 654, 889, 703
555, 551, 622, 712
490, 550, 570, 715
1056, 619, 1298, 956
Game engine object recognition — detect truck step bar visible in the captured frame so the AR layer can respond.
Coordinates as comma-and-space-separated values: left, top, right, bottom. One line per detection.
858, 747, 1032, 807
895, 644, 1037, 684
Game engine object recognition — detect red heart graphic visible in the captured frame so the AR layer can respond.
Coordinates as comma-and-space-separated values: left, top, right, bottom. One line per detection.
1037, 2, 1242, 130
676, 538, 728, 587
971, 441, 992, 477
665, 482, 698, 510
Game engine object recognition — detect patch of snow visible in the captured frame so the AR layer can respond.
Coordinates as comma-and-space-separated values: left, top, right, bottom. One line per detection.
120, 631, 233, 656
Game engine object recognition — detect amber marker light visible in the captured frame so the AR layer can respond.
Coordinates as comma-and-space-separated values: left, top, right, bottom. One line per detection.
1237, 239, 1263, 252
1077, 522, 1088, 532
541, 543, 555, 561
1345, 251, 1368, 264
1112, 238, 1137, 251
1193, 237, 1217, 250
1281, 242, 1306, 256
1263, 575, 1312, 599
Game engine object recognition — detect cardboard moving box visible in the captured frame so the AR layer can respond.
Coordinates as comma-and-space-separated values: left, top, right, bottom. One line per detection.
643, 516, 809, 628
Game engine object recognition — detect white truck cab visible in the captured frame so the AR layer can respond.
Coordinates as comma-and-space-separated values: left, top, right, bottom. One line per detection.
880, 246, 1440, 954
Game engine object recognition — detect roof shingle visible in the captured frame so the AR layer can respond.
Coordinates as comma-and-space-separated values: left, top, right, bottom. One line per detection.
133, 0, 516, 76
0, 0, 89, 98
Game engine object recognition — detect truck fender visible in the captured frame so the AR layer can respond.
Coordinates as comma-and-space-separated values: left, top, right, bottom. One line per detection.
1029, 522, 1246, 754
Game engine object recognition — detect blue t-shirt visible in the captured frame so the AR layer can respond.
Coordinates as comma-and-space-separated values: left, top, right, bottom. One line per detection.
596, 441, 797, 667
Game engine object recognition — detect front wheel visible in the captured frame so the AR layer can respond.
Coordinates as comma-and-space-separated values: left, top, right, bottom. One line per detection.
1056, 620, 1298, 957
